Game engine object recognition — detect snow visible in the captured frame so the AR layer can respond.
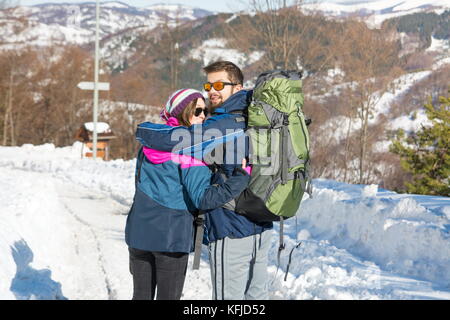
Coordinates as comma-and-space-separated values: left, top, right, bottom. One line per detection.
145, 4, 194, 11
390, 109, 432, 133
316, 115, 361, 145
304, 0, 449, 14
225, 14, 238, 23
427, 37, 450, 53
365, 8, 426, 29
0, 2, 212, 50
393, 0, 449, 11
301, 180, 450, 287
189, 38, 264, 69
103, 1, 130, 9
83, 122, 111, 134
374, 71, 432, 119
0, 143, 449, 300
433, 57, 450, 70
317, 69, 435, 146
303, 0, 450, 28
0, 19, 93, 47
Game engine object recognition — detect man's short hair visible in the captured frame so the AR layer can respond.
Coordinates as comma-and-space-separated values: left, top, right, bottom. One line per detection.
203, 61, 244, 85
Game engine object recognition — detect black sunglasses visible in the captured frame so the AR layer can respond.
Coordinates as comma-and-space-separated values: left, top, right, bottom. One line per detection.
203, 81, 237, 92
194, 107, 209, 117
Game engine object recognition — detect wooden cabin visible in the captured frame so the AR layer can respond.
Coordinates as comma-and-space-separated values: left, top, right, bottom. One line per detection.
74, 122, 116, 160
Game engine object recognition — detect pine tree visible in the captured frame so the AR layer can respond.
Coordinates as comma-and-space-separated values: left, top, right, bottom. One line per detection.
390, 91, 450, 196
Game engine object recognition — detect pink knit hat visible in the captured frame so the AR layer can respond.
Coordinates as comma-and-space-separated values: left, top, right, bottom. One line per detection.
160, 88, 205, 121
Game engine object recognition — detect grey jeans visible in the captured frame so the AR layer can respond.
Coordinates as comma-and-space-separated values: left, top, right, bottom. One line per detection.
128, 247, 188, 300
208, 230, 272, 300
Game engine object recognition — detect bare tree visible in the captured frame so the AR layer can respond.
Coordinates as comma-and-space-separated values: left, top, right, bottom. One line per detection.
157, 8, 185, 92
339, 21, 402, 184
109, 58, 165, 160
48, 46, 95, 145
225, 0, 337, 73
0, 46, 95, 147
1, 50, 23, 146
2, 65, 13, 145
0, 1, 26, 145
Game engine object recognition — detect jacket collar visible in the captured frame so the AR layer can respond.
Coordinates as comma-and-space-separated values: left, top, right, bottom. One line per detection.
212, 90, 252, 114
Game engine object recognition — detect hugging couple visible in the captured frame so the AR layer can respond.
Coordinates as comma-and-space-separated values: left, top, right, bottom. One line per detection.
125, 61, 273, 300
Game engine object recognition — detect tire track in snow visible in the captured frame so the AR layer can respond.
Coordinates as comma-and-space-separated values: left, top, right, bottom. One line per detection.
59, 195, 118, 300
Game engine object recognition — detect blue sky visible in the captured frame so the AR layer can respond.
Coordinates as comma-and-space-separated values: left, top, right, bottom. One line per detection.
18, 0, 378, 13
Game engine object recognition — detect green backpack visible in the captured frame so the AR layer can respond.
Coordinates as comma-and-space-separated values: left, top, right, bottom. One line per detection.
233, 70, 312, 278
235, 70, 312, 223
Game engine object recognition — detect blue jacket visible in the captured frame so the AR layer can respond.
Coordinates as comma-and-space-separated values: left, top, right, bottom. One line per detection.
125, 145, 250, 253
135, 90, 273, 244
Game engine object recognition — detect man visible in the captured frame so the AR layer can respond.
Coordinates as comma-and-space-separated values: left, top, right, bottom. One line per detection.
135, 61, 273, 300
201, 61, 273, 300
204, 62, 241, 111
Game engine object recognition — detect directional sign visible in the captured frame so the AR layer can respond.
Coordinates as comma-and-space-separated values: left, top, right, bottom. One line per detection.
77, 81, 110, 91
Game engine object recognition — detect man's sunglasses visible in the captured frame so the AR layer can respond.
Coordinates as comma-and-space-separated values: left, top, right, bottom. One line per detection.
203, 81, 237, 92
194, 107, 209, 117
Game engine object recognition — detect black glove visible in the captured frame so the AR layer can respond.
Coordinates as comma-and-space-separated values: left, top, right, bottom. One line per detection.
232, 166, 249, 176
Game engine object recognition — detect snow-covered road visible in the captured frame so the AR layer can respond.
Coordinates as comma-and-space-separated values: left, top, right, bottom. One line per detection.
0, 167, 131, 299
55, 178, 131, 300
1, 143, 449, 300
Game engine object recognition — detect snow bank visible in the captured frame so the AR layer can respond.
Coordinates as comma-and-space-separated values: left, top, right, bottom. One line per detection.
295, 179, 450, 286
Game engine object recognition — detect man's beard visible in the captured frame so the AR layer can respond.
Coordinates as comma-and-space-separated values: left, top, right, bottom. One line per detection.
208, 96, 222, 111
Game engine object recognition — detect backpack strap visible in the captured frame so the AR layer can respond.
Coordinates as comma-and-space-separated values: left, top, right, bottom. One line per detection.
275, 216, 304, 282
128, 148, 145, 216
192, 212, 205, 270
276, 217, 286, 275
281, 114, 290, 185
284, 242, 302, 282
135, 147, 144, 188
304, 159, 313, 198
284, 214, 303, 281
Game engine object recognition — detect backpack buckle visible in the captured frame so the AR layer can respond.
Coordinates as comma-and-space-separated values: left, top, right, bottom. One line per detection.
283, 114, 289, 126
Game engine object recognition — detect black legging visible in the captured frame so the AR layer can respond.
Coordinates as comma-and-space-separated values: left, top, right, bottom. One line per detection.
128, 247, 189, 300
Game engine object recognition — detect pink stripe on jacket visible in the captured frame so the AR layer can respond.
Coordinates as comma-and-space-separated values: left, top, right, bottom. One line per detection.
143, 117, 207, 169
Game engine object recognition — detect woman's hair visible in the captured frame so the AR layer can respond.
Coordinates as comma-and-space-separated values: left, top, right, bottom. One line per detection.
175, 98, 199, 127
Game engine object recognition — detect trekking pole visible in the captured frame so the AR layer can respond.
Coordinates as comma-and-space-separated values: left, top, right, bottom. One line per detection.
272, 217, 286, 284
282, 213, 303, 281
192, 213, 204, 270
277, 217, 285, 268
284, 242, 302, 282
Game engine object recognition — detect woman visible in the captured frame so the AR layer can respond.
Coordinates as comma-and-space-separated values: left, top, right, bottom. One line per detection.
125, 88, 249, 300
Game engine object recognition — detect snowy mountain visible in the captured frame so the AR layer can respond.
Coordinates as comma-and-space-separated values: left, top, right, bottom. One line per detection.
0, 1, 214, 47
304, 0, 450, 27
304, 0, 449, 16
1, 0, 449, 49
0, 143, 449, 299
